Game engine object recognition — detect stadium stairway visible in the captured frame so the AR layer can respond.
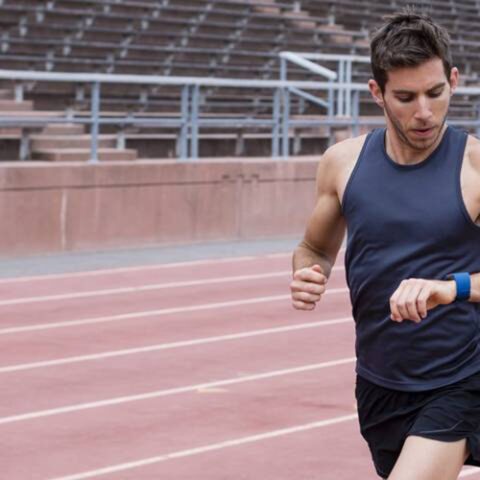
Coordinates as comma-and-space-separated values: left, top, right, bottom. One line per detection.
0, 86, 137, 161
30, 124, 137, 162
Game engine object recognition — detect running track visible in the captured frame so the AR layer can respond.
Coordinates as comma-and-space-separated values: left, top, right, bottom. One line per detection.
1, 250, 479, 479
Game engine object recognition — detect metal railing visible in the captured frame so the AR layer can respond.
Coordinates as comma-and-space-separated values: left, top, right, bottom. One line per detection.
278, 51, 480, 158
0, 69, 361, 162
0, 63, 480, 162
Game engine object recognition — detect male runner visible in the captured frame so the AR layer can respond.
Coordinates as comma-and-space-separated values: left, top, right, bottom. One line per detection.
290, 9, 480, 480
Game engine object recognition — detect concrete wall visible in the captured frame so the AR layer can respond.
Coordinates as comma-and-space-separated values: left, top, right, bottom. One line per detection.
0, 158, 318, 256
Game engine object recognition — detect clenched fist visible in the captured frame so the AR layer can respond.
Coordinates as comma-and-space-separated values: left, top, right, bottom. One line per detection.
290, 264, 327, 310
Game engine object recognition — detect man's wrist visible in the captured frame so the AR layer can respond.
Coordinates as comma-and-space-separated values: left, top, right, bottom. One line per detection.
446, 279, 457, 304
446, 272, 471, 302
471, 273, 480, 302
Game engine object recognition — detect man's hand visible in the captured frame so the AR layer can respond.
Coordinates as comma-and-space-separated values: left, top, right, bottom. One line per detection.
389, 278, 456, 323
290, 265, 327, 311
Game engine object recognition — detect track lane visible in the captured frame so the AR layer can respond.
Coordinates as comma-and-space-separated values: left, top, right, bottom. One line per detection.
0, 319, 355, 418
0, 268, 348, 329
0, 292, 352, 365
2, 362, 357, 479
0, 254, 344, 300
92, 414, 373, 480
0, 250, 362, 479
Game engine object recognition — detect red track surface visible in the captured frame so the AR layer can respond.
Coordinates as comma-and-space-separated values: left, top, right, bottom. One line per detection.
2, 252, 479, 479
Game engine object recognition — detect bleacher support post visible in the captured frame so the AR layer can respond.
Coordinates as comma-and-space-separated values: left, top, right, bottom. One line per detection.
337, 60, 345, 116
282, 87, 290, 158
328, 81, 334, 118
14, 82, 24, 102
179, 85, 190, 160
90, 81, 100, 163
345, 59, 352, 116
352, 90, 360, 137
190, 84, 200, 160
20, 130, 29, 161
328, 80, 335, 145
116, 130, 126, 150
271, 88, 281, 157
280, 57, 289, 159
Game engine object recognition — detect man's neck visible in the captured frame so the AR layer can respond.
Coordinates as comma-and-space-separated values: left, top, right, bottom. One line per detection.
385, 124, 447, 165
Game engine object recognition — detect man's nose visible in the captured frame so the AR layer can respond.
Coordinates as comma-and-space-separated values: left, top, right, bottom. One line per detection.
414, 97, 433, 121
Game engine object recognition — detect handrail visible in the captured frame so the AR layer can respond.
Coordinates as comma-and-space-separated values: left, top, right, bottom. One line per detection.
290, 52, 371, 63
278, 52, 337, 81
0, 68, 480, 162
0, 69, 339, 90
0, 69, 349, 162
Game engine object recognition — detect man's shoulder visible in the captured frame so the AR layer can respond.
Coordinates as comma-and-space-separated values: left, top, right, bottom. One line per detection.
318, 134, 369, 179
466, 135, 480, 174
316, 133, 369, 196
322, 133, 369, 165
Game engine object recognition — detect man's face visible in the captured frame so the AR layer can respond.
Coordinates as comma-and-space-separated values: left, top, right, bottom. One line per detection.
369, 58, 458, 151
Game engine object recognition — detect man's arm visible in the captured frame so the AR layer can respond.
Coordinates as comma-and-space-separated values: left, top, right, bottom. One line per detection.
471, 274, 480, 302
291, 146, 346, 311
390, 137, 480, 322
389, 273, 480, 323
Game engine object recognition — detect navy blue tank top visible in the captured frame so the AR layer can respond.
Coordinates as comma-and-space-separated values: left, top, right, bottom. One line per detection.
342, 126, 480, 391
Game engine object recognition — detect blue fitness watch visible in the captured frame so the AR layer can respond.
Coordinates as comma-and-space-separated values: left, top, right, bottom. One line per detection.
448, 272, 471, 301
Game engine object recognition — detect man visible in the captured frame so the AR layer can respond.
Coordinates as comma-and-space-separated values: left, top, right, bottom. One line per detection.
290, 9, 480, 480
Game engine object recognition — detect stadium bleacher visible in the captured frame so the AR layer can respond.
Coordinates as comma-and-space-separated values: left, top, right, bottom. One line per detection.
0, 0, 480, 160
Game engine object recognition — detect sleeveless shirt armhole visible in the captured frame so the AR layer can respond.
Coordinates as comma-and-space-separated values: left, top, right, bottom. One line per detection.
454, 132, 480, 233
340, 130, 375, 215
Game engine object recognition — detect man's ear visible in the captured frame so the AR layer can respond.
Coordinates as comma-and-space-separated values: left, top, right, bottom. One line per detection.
449, 67, 459, 96
368, 79, 384, 108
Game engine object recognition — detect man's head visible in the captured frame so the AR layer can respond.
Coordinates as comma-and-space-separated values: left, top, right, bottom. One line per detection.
368, 8, 458, 151
370, 8, 453, 93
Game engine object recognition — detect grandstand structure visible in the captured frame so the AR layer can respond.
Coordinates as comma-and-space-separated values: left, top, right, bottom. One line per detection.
1, 0, 479, 161
1, 0, 480, 255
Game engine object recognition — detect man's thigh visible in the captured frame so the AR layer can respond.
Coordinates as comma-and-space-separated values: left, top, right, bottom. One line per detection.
387, 435, 469, 480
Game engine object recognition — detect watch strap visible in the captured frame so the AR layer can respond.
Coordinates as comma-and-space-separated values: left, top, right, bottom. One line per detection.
448, 272, 471, 301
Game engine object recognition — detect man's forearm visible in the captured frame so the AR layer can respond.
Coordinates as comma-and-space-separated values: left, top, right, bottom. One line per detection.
469, 273, 480, 302
292, 242, 334, 278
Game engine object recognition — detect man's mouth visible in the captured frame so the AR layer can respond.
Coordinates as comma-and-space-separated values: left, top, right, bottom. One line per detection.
411, 126, 435, 137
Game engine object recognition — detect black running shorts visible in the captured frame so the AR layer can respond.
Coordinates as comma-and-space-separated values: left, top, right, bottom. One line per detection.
355, 370, 480, 478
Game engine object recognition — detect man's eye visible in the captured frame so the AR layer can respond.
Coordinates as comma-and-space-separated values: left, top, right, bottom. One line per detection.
428, 91, 443, 98
396, 97, 413, 103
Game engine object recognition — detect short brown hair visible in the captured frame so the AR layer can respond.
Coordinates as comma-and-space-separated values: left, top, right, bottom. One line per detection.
370, 8, 453, 92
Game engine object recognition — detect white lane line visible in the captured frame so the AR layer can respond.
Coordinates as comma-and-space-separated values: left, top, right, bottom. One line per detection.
266, 252, 296, 258
0, 316, 352, 373
0, 247, 347, 285
0, 288, 350, 335
0, 295, 289, 335
460, 468, 480, 477
49, 412, 358, 480
0, 266, 345, 307
0, 356, 356, 425
0, 255, 260, 284
0, 271, 292, 307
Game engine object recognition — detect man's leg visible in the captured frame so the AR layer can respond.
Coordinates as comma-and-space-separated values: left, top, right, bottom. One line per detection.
388, 435, 469, 480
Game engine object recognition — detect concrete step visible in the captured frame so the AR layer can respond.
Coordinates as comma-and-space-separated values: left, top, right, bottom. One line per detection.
0, 127, 21, 135
42, 123, 86, 135
284, 10, 316, 29
31, 135, 116, 150
32, 148, 137, 162
0, 110, 64, 118
0, 100, 34, 111
0, 89, 13, 100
